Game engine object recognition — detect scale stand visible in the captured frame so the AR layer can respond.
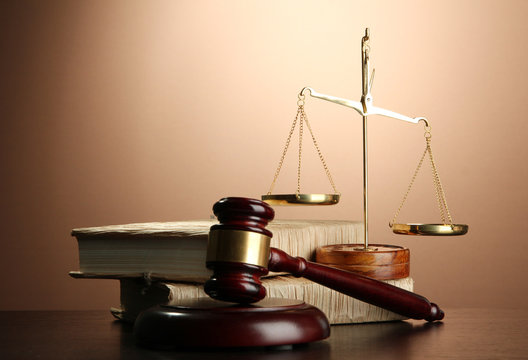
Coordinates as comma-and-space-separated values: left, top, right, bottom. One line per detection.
263, 28, 468, 280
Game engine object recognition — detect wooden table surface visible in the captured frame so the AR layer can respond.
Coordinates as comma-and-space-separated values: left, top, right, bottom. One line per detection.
1, 308, 527, 359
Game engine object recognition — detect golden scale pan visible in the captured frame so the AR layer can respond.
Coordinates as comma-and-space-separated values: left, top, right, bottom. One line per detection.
261, 193, 340, 206
262, 28, 468, 238
392, 223, 468, 236
261, 93, 341, 207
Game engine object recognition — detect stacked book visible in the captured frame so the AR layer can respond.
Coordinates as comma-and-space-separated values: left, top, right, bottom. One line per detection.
70, 219, 413, 324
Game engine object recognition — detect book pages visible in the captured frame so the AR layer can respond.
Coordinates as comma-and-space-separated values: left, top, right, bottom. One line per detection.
117, 275, 413, 324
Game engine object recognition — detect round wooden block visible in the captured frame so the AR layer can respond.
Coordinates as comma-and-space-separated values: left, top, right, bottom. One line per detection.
134, 297, 330, 349
315, 244, 410, 280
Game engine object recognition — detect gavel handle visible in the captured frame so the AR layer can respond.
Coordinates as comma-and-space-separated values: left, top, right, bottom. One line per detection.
268, 247, 444, 322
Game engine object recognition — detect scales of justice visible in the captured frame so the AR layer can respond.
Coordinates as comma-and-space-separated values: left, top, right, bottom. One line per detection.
134, 29, 468, 349
262, 28, 467, 279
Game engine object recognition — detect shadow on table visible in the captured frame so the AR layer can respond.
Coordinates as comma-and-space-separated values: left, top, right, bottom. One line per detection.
112, 318, 443, 360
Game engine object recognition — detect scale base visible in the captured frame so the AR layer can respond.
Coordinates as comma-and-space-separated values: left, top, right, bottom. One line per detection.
315, 244, 410, 280
134, 297, 330, 349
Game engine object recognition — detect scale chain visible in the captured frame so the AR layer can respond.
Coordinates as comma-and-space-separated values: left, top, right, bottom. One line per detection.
301, 107, 339, 194
390, 124, 454, 227
266, 96, 339, 196
427, 141, 453, 225
429, 143, 447, 224
266, 106, 301, 195
297, 106, 304, 195
390, 145, 428, 227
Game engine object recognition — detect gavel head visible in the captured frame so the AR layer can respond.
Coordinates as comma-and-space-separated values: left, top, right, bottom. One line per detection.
204, 197, 275, 304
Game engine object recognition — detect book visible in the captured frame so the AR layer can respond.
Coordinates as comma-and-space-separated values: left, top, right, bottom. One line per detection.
71, 220, 363, 282
111, 275, 414, 324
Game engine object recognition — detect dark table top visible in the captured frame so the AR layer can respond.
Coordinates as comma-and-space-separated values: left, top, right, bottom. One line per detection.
1, 308, 527, 359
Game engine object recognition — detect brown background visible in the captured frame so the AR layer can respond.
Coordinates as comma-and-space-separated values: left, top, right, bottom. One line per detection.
1, 0, 527, 310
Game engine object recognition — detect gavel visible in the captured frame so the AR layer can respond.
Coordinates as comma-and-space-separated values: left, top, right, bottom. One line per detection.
204, 197, 444, 322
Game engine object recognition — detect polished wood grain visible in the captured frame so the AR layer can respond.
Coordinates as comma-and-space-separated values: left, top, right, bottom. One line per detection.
205, 197, 442, 321
210, 197, 275, 237
269, 247, 442, 322
1, 309, 526, 359
316, 244, 410, 280
204, 261, 269, 303
134, 298, 330, 348
205, 197, 275, 303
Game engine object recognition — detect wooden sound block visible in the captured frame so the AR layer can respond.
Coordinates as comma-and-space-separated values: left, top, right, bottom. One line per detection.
134, 297, 330, 349
315, 244, 410, 280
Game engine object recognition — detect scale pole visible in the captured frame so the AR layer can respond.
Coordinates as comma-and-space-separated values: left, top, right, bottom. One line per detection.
362, 115, 369, 249
361, 28, 371, 250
